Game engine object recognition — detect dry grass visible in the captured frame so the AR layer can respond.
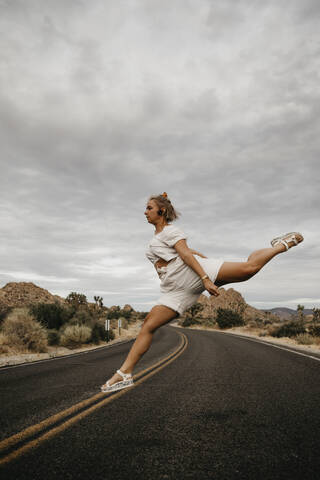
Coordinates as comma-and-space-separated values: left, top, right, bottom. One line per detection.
0, 332, 11, 354
295, 333, 314, 345
1, 308, 48, 353
60, 324, 92, 348
172, 321, 320, 353
0, 320, 143, 367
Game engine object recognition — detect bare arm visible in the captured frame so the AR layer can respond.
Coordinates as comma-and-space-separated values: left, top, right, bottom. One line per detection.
174, 240, 219, 297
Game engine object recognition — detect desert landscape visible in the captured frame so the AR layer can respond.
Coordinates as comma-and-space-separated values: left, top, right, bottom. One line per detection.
0, 281, 319, 367
0, 282, 146, 367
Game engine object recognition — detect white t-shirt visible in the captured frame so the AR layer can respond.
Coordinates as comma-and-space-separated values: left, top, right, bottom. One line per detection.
146, 224, 187, 265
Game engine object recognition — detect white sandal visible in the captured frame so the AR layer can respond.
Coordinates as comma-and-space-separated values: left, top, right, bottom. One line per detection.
270, 232, 304, 251
101, 369, 134, 393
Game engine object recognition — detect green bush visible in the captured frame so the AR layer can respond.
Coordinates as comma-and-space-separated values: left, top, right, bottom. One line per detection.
180, 317, 201, 327
269, 320, 306, 338
216, 308, 245, 329
203, 318, 216, 328
91, 323, 115, 343
107, 307, 132, 320
68, 309, 94, 327
2, 309, 48, 352
47, 329, 60, 346
309, 324, 320, 337
29, 302, 73, 330
60, 324, 92, 348
106, 329, 115, 341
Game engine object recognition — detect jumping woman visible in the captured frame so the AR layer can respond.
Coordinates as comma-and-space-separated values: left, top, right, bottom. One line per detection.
101, 192, 303, 393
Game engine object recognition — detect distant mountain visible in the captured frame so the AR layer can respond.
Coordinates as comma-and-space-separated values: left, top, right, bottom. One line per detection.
262, 307, 314, 320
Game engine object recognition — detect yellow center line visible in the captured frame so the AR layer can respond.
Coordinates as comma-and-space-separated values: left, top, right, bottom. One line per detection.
0, 332, 188, 466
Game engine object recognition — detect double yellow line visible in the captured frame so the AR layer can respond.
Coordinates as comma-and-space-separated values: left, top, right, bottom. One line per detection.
0, 332, 188, 466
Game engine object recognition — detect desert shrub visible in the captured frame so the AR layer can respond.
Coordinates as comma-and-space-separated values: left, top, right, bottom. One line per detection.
107, 307, 132, 320
309, 324, 320, 337
110, 318, 118, 329
186, 303, 204, 318
2, 309, 48, 352
313, 336, 320, 346
68, 309, 94, 327
247, 320, 259, 328
180, 316, 201, 327
203, 318, 216, 328
263, 318, 273, 326
0, 332, 11, 354
216, 308, 245, 329
91, 323, 115, 344
119, 317, 128, 329
47, 329, 60, 346
29, 302, 73, 330
258, 331, 267, 337
65, 292, 88, 310
0, 304, 13, 325
295, 333, 314, 345
59, 324, 92, 348
253, 317, 265, 326
91, 323, 103, 344
105, 329, 115, 341
269, 320, 306, 338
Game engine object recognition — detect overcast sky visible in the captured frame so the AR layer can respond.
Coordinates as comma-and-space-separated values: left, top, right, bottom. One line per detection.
1, 0, 319, 312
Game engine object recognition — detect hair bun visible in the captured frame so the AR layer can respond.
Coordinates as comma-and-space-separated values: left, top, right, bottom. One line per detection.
162, 192, 168, 198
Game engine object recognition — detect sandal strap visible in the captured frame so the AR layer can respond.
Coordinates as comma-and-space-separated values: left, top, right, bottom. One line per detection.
117, 369, 132, 380
271, 232, 302, 250
279, 239, 289, 250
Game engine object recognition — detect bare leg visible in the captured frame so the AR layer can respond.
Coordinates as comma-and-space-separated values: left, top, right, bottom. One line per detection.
102, 305, 178, 387
215, 241, 294, 287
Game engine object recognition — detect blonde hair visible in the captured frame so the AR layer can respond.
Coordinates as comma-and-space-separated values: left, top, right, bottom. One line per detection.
149, 192, 180, 223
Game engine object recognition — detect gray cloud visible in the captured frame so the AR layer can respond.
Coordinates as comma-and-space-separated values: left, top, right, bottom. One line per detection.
1, 0, 319, 310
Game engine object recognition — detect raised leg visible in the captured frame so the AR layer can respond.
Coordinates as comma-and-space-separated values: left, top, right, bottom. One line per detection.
102, 305, 178, 387
215, 243, 287, 287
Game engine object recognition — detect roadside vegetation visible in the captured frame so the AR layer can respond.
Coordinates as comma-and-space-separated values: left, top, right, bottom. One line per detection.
179, 303, 320, 348
0, 292, 147, 355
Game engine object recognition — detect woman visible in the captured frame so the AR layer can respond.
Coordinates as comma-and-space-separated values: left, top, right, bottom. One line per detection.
101, 192, 303, 392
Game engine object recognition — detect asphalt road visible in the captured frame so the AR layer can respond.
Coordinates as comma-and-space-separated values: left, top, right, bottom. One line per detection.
1, 326, 319, 480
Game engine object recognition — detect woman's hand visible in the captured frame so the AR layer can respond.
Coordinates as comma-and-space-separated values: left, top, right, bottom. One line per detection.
203, 278, 220, 297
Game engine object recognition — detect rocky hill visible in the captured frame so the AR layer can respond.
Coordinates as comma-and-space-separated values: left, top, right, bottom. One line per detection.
0, 282, 137, 318
0, 282, 66, 313
186, 288, 280, 323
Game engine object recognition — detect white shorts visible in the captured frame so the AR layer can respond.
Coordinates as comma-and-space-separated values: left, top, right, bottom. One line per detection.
155, 256, 224, 316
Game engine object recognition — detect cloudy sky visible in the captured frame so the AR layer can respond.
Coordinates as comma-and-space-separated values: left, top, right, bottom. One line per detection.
1, 0, 319, 312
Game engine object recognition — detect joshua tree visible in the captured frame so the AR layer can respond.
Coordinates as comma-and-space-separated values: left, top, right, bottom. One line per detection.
312, 308, 320, 323
94, 296, 104, 309
297, 304, 305, 322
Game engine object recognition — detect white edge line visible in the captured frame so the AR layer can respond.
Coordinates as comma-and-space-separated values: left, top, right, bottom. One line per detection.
213, 330, 320, 362
0, 338, 136, 371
